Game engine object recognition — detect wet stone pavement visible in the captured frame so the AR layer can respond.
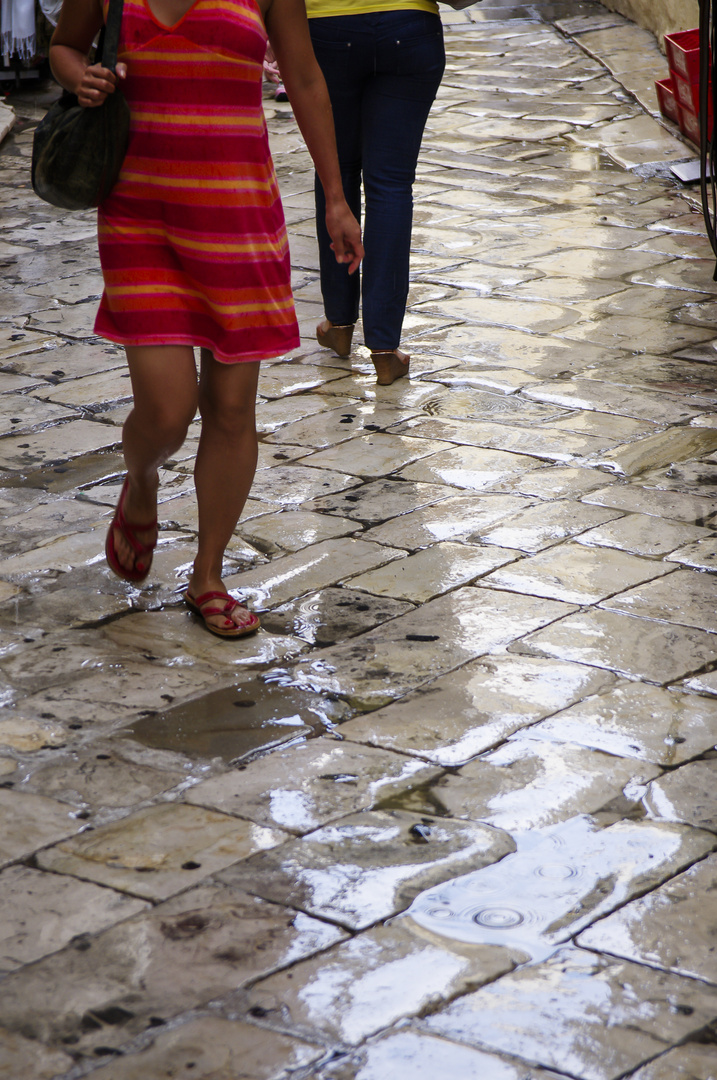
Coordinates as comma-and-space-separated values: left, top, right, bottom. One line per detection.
1, 0, 717, 1077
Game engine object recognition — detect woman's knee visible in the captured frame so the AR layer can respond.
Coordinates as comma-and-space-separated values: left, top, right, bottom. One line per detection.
197, 357, 259, 440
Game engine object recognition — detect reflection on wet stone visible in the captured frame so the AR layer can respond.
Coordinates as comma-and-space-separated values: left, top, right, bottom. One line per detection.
125, 682, 349, 763
408, 816, 714, 960
219, 809, 514, 930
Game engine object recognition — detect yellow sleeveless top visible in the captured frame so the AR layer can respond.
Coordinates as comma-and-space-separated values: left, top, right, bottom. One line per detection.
306, 0, 439, 17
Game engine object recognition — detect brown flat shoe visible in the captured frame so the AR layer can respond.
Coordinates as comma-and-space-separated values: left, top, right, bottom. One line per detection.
371, 350, 410, 386
316, 321, 354, 358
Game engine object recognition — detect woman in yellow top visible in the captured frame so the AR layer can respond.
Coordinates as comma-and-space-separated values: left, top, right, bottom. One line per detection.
307, 0, 445, 384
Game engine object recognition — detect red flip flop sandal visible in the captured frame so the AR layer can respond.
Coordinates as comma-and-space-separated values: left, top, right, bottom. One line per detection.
185, 590, 260, 638
105, 476, 158, 584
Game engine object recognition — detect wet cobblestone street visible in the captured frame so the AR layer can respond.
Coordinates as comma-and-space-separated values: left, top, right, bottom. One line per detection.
1, 1, 717, 1077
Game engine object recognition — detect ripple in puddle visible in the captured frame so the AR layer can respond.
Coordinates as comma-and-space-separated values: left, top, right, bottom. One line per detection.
406, 814, 710, 962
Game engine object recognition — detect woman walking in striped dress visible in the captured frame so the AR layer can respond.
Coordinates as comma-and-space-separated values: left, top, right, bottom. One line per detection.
49, 0, 362, 638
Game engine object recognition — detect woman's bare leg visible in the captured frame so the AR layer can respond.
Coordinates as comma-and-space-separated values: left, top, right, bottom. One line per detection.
188, 349, 260, 631
111, 345, 199, 575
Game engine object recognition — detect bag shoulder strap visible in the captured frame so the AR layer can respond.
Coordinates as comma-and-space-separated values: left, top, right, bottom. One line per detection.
102, 0, 125, 72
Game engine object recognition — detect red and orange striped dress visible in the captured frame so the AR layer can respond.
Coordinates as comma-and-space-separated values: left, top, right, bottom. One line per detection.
95, 0, 299, 362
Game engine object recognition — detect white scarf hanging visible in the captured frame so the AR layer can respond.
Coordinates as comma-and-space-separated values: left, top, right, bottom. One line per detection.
1, 0, 36, 63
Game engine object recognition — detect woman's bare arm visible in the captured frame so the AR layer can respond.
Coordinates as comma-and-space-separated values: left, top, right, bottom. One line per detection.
262, 0, 363, 272
50, 0, 126, 107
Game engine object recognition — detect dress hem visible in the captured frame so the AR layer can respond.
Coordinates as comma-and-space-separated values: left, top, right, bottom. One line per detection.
94, 330, 300, 364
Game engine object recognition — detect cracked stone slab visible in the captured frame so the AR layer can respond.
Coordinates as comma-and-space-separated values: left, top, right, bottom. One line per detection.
602, 569, 717, 634
0, 1029, 73, 1080
420, 946, 717, 1080
186, 737, 442, 834
480, 542, 673, 604
644, 760, 717, 832
0, 419, 120, 470
0, 788, 83, 867
225, 537, 406, 610
263, 401, 414, 451
101, 609, 301, 669
260, 586, 413, 646
313, 1032, 565, 1080
392, 416, 615, 464
519, 607, 717, 684
584, 428, 717, 479
582, 484, 717, 528
432, 736, 659, 832
629, 1045, 717, 1080
0, 882, 345, 1053
0, 865, 148, 974
36, 802, 288, 901
246, 921, 518, 1048
525, 682, 717, 766
297, 432, 454, 479
291, 586, 575, 710
524, 378, 701, 424
577, 513, 712, 557
238, 509, 359, 554
478, 500, 621, 553
339, 653, 613, 767
11, 658, 223, 726
559, 316, 712, 355
21, 746, 187, 812
577, 853, 717, 984
398, 445, 539, 491
218, 809, 514, 931
85, 1017, 323, 1079
306, 476, 452, 524
248, 463, 359, 505
348, 542, 518, 602
363, 493, 533, 549
497, 464, 610, 500
408, 817, 714, 960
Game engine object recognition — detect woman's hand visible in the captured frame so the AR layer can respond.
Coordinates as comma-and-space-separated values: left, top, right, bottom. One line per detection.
76, 61, 127, 107
326, 199, 364, 275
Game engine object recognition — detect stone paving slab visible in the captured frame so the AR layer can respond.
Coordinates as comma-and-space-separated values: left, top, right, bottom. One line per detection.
339, 654, 614, 766
185, 737, 442, 835
219, 809, 514, 931
629, 1045, 717, 1080
0, 865, 148, 975
246, 921, 518, 1048
87, 1017, 324, 1079
520, 607, 717, 684
407, 817, 715, 960
0, 882, 345, 1055
36, 802, 288, 901
524, 683, 717, 766
313, 1032, 566, 1080
291, 587, 576, 710
430, 737, 660, 832
577, 852, 717, 984
420, 947, 717, 1080
644, 760, 717, 833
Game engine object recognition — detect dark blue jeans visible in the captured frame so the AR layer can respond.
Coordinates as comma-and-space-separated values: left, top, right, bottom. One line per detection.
309, 11, 445, 351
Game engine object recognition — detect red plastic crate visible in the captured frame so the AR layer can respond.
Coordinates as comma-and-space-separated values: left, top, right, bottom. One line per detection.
672, 70, 701, 113
677, 101, 713, 146
655, 76, 680, 122
665, 29, 702, 83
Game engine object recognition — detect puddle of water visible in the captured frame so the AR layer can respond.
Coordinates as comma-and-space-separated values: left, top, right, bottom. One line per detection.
405, 814, 704, 963
122, 681, 350, 764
